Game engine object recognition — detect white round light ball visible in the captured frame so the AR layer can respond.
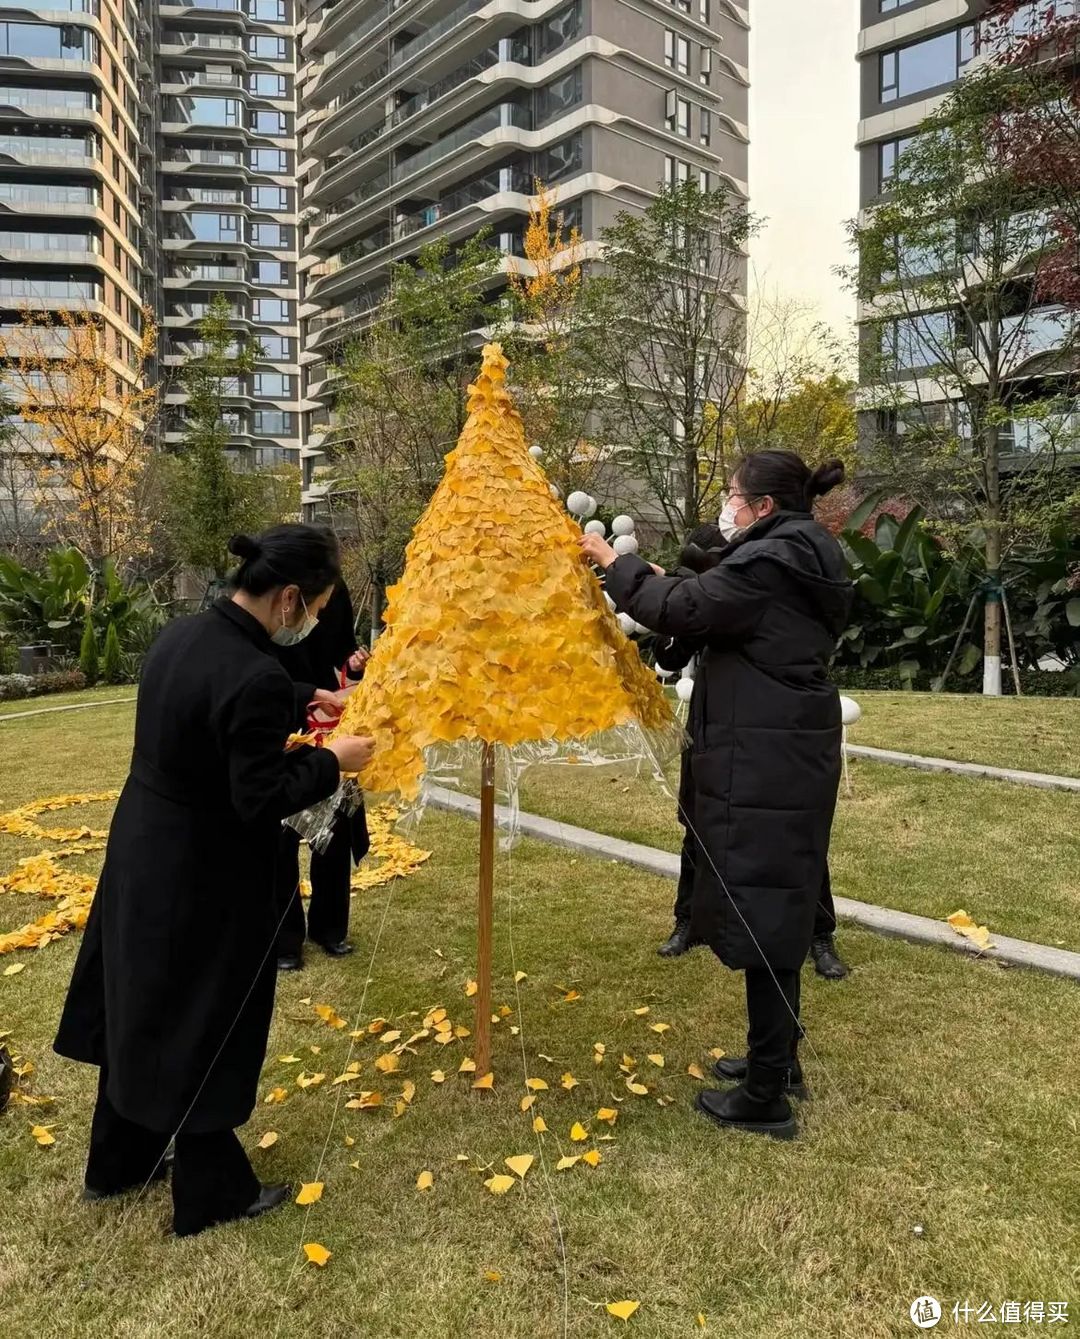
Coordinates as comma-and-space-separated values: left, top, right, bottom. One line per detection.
566, 490, 593, 517
839, 695, 862, 726
584, 519, 606, 536
675, 678, 695, 702
611, 515, 636, 537
612, 534, 639, 556
529, 444, 543, 459
616, 613, 636, 636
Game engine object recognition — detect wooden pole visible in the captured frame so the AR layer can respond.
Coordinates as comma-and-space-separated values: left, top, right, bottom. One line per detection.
475, 742, 496, 1076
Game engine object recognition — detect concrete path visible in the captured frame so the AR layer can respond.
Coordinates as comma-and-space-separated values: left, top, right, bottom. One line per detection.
846, 743, 1080, 793
429, 786, 1080, 983
0, 697, 136, 723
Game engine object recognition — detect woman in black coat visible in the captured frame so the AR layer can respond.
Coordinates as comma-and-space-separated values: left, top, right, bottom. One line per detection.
274, 577, 371, 969
581, 451, 852, 1141
54, 526, 375, 1236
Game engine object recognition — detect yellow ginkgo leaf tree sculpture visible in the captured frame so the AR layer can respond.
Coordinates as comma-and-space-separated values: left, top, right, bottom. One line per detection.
335, 342, 681, 1071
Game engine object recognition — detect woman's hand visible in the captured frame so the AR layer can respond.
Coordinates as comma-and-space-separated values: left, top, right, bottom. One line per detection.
327, 734, 375, 773
579, 532, 618, 569
314, 685, 356, 713
648, 563, 666, 576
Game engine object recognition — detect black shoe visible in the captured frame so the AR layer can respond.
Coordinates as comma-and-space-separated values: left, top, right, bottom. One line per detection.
277, 953, 303, 972
695, 1065, 797, 1140
245, 1182, 290, 1220
658, 920, 694, 958
315, 940, 354, 958
712, 1054, 808, 1100
810, 934, 850, 980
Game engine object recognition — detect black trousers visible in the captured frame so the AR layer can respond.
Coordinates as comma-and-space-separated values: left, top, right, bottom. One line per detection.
744, 966, 802, 1071
674, 826, 838, 940
276, 821, 353, 957
85, 1069, 259, 1237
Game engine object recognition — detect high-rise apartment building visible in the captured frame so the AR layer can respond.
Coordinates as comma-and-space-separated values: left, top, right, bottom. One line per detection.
295, 0, 751, 514
0, 0, 750, 539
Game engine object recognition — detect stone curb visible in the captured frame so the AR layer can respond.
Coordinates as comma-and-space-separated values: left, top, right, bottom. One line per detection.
428, 787, 1080, 983
846, 744, 1080, 793
0, 697, 136, 723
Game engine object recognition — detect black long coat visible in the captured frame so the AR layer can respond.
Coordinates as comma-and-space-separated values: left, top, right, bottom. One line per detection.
605, 512, 852, 971
54, 600, 341, 1132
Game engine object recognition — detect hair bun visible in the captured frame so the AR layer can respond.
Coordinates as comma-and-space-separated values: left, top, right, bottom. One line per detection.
228, 533, 260, 561
808, 459, 846, 499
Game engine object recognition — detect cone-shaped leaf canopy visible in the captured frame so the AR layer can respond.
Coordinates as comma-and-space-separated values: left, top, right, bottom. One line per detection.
336, 343, 678, 801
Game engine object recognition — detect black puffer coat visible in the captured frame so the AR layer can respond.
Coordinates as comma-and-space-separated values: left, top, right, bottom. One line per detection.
605, 512, 852, 970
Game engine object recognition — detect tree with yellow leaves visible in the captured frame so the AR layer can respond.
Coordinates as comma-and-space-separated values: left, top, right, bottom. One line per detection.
506, 181, 610, 500
0, 309, 158, 568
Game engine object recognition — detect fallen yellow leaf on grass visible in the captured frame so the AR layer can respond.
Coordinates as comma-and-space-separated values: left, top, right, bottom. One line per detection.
303, 1243, 331, 1267
626, 1080, 649, 1096
581, 1149, 601, 1168
650, 1023, 671, 1034
514, 971, 527, 983
278, 1054, 302, 1064
296, 1182, 324, 1206
647, 1054, 665, 1068
431, 1070, 446, 1084
344, 1135, 355, 1147
633, 1006, 649, 1016
464, 979, 478, 997
556, 1155, 580, 1171
485, 1174, 516, 1195
313, 1004, 347, 1030
472, 1072, 494, 1091
525, 1077, 548, 1092
459, 1057, 477, 1074
505, 1154, 534, 1180
374, 1053, 400, 1075
697, 1314, 707, 1329
257, 1131, 279, 1150
4, 962, 26, 976
401, 1079, 416, 1104
484, 1269, 502, 1283
349, 1159, 360, 1170
570, 1122, 589, 1142
606, 1300, 640, 1321
561, 1072, 579, 1090
417, 1170, 434, 1192
265, 1087, 288, 1104
296, 1072, 326, 1090
597, 1108, 618, 1125
520, 1095, 536, 1112
379, 1030, 402, 1045
563, 990, 581, 1002
30, 1125, 55, 1146
687, 1063, 706, 1081
708, 1048, 726, 1061
532, 1116, 548, 1133
345, 1091, 382, 1110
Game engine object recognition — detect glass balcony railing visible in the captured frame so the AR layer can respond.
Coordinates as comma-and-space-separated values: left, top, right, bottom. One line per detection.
168, 146, 245, 166
324, 102, 531, 220
0, 135, 96, 161
0, 230, 99, 254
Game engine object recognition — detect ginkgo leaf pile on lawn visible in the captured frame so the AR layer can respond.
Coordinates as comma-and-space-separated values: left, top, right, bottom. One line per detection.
334, 342, 682, 803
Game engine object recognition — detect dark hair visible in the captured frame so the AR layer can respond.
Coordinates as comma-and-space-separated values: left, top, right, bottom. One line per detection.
228, 524, 341, 600
732, 450, 846, 513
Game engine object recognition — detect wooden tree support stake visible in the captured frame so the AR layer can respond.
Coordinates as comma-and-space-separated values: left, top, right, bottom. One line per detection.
475, 741, 496, 1075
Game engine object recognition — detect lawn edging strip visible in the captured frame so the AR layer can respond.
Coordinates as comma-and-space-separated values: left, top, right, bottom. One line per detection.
429, 786, 1080, 983
845, 744, 1080, 793
0, 697, 137, 722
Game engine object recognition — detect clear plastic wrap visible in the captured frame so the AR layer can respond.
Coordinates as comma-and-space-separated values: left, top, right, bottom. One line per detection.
284, 776, 363, 854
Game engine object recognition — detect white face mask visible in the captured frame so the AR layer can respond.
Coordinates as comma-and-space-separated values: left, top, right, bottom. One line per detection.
718, 501, 746, 542
271, 594, 318, 647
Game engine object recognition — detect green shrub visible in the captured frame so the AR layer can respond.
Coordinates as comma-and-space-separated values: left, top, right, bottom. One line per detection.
102, 622, 122, 684
79, 616, 99, 685
0, 669, 86, 702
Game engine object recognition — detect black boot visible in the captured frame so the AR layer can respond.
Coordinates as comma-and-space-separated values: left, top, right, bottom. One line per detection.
712, 1053, 808, 1100
276, 952, 303, 973
658, 920, 694, 958
696, 1062, 797, 1140
810, 934, 850, 980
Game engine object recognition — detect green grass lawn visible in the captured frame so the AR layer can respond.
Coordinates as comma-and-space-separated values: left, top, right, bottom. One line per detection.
845, 692, 1079, 777
1, 700, 1079, 1337
0, 684, 137, 718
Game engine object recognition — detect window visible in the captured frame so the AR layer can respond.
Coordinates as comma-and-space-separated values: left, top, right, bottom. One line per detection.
535, 1, 581, 60
667, 95, 691, 138
664, 155, 691, 186
699, 0, 709, 21
879, 27, 975, 103
535, 67, 582, 124
664, 31, 690, 75
252, 297, 289, 321
251, 185, 288, 210
249, 72, 286, 96
253, 371, 290, 395
251, 109, 286, 134
189, 212, 241, 242
698, 167, 710, 192
884, 312, 954, 370
670, 0, 691, 13
878, 134, 917, 190
0, 21, 97, 59
249, 147, 287, 171
700, 46, 712, 85
0, 82, 96, 110
252, 259, 285, 284
250, 221, 288, 247
253, 409, 294, 434
256, 334, 289, 358
246, 0, 286, 17
0, 274, 100, 299
185, 95, 241, 126
247, 34, 288, 59
0, 180, 97, 205
534, 132, 582, 182
700, 107, 711, 145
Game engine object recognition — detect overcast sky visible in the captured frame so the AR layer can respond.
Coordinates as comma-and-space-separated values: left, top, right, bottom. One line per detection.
748, 0, 860, 337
